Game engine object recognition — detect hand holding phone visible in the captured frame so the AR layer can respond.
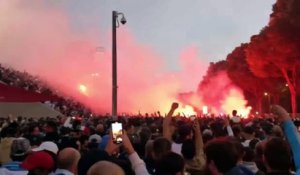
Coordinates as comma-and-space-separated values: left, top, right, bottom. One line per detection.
112, 122, 123, 144
122, 130, 135, 155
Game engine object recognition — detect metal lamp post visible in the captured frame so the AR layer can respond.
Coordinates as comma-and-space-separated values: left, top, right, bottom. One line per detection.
112, 11, 126, 120
264, 92, 271, 113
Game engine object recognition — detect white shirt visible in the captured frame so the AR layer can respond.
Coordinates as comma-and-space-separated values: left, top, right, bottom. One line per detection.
242, 140, 251, 147
171, 142, 183, 155
0, 162, 28, 175
53, 169, 74, 175
232, 116, 241, 123
0, 168, 28, 175
128, 152, 149, 175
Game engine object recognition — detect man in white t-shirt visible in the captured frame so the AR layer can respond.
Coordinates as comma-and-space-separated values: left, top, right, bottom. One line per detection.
231, 110, 241, 123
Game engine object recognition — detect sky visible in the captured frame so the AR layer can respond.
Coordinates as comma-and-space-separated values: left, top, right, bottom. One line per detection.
53, 0, 275, 70
0, 0, 276, 114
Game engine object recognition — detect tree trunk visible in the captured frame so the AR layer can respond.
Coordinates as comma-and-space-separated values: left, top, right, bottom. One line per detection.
253, 86, 262, 114
273, 94, 280, 104
290, 89, 297, 118
281, 68, 298, 117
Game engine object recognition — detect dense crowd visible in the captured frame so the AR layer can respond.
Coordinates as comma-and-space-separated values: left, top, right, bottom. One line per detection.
0, 103, 300, 175
1, 65, 300, 175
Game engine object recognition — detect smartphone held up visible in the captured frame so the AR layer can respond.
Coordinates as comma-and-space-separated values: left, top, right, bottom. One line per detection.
112, 122, 123, 144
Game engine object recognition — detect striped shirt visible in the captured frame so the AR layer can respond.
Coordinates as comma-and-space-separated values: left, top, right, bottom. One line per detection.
0, 161, 28, 175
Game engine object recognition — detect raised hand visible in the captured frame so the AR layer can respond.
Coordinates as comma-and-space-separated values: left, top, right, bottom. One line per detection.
194, 118, 200, 131
163, 102, 179, 141
122, 130, 135, 155
224, 117, 230, 127
171, 102, 179, 111
271, 105, 290, 122
105, 130, 121, 156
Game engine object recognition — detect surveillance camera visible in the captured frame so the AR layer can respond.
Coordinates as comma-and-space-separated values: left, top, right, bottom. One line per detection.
120, 16, 127, 25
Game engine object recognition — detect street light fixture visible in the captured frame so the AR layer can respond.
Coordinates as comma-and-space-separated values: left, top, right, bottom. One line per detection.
264, 92, 271, 113
112, 11, 126, 120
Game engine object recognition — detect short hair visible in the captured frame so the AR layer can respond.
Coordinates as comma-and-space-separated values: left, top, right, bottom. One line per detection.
243, 126, 254, 135
263, 137, 291, 171
139, 127, 151, 143
243, 147, 255, 162
181, 139, 195, 160
261, 121, 273, 136
28, 124, 39, 133
152, 137, 171, 160
6, 127, 18, 137
231, 138, 244, 161
178, 124, 193, 141
156, 152, 184, 175
78, 150, 110, 175
232, 126, 241, 137
249, 138, 260, 150
232, 110, 237, 116
205, 137, 239, 173
46, 121, 57, 131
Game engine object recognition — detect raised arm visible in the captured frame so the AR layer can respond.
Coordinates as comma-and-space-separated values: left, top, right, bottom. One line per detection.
122, 131, 149, 175
193, 118, 206, 169
163, 102, 178, 141
224, 117, 234, 137
271, 105, 300, 173
193, 118, 204, 155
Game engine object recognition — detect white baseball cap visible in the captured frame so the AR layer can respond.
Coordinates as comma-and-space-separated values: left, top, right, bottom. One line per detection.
88, 134, 102, 144
32, 141, 58, 155
203, 129, 213, 136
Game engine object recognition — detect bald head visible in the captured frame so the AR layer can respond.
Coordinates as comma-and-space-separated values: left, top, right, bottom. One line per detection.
57, 148, 81, 171
87, 161, 124, 175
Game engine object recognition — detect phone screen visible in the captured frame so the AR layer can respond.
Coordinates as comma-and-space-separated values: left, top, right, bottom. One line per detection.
112, 122, 123, 144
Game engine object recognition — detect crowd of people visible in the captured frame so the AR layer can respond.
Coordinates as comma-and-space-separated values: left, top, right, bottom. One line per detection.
1, 66, 300, 175
0, 103, 300, 175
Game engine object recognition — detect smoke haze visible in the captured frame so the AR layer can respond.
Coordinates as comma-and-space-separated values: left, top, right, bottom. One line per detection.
0, 1, 251, 116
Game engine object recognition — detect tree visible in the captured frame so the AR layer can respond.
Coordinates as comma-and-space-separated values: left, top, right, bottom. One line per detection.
226, 43, 283, 113
246, 0, 300, 115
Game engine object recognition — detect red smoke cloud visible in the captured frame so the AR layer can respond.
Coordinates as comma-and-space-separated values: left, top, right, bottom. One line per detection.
0, 1, 251, 116
180, 71, 252, 117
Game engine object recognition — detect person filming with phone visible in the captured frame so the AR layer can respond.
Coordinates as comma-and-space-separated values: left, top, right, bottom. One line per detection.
105, 122, 150, 175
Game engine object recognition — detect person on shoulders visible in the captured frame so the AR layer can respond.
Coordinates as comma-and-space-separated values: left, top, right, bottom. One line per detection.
231, 110, 241, 124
